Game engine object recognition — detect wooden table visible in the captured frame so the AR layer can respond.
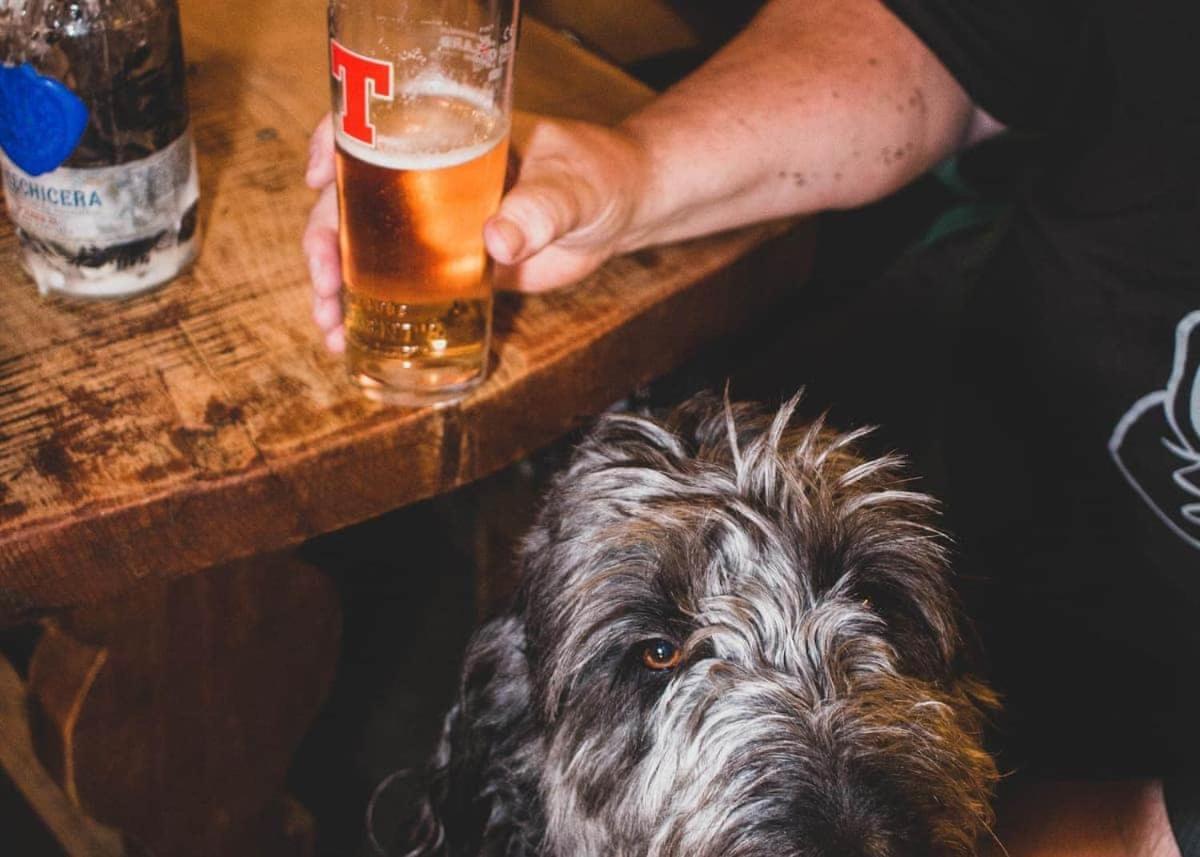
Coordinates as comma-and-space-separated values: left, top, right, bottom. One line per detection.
0, 1, 813, 854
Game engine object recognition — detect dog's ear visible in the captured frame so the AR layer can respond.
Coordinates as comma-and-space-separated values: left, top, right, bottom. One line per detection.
405, 615, 545, 857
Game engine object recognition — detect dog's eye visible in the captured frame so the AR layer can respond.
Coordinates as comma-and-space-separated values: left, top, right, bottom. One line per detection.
641, 639, 682, 671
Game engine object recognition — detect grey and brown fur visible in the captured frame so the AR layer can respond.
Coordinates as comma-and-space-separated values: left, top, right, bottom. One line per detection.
398, 394, 999, 857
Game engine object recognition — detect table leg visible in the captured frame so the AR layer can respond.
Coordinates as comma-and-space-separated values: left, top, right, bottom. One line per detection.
26, 554, 341, 857
459, 465, 541, 620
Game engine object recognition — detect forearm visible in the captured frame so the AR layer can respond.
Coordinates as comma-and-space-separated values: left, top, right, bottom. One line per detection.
617, 0, 977, 250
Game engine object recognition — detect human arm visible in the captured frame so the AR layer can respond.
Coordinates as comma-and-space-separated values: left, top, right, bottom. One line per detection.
602, 0, 989, 249
305, 0, 1000, 346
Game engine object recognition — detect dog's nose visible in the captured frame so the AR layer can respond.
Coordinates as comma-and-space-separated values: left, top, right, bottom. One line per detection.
790, 827, 921, 857
782, 789, 930, 857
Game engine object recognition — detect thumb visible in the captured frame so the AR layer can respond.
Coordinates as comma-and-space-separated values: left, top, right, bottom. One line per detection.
484, 174, 586, 265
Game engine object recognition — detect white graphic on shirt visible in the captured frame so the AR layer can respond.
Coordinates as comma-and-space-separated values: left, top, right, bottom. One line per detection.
1109, 310, 1200, 551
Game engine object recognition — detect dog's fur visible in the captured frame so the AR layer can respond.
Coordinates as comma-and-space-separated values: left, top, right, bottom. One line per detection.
399, 394, 998, 857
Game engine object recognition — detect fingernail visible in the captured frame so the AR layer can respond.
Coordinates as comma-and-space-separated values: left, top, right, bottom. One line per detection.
313, 297, 338, 328
489, 218, 525, 263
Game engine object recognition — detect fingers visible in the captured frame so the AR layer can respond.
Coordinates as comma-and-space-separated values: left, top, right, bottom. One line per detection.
302, 182, 345, 353
304, 116, 344, 351
306, 114, 336, 190
324, 325, 346, 354
303, 184, 341, 299
484, 118, 647, 288
304, 114, 623, 339
484, 173, 586, 266
493, 244, 606, 294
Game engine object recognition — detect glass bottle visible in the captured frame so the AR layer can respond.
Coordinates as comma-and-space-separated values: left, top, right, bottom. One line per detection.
0, 0, 200, 298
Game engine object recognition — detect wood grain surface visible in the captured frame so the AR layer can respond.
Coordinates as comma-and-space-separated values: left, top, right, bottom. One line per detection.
28, 553, 339, 857
0, 1, 813, 623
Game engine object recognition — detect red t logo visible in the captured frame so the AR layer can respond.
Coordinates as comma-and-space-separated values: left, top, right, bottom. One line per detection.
330, 40, 394, 147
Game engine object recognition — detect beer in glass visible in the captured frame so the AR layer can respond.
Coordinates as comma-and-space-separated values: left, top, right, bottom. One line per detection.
329, 0, 519, 405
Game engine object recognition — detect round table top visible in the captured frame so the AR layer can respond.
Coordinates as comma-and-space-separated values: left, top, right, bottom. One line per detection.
0, 0, 810, 623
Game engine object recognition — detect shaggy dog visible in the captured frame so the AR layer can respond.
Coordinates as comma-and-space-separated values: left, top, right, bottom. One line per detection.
396, 394, 998, 857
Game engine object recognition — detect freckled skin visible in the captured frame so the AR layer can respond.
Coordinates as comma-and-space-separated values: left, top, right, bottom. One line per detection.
305, 0, 1000, 326
605, 0, 983, 246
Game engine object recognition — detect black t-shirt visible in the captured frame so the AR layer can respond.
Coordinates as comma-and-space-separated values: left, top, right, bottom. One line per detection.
879, 0, 1200, 773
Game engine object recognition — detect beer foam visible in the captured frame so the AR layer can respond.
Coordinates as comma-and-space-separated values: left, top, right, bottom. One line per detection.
340, 133, 507, 171
336, 77, 509, 171
401, 75, 499, 114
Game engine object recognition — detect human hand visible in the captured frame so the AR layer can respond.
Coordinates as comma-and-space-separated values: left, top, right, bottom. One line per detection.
302, 112, 650, 353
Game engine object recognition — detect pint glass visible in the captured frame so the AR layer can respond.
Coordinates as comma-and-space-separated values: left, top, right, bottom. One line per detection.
328, 0, 519, 404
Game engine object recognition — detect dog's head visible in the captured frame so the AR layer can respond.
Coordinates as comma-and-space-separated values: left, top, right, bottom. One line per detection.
403, 395, 998, 857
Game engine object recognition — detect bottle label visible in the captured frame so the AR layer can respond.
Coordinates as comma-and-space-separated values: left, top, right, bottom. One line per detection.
0, 129, 199, 246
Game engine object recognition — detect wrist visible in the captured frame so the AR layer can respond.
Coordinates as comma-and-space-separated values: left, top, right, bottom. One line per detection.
610, 117, 672, 254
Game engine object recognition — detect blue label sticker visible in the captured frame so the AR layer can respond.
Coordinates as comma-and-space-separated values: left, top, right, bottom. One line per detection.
0, 63, 89, 177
